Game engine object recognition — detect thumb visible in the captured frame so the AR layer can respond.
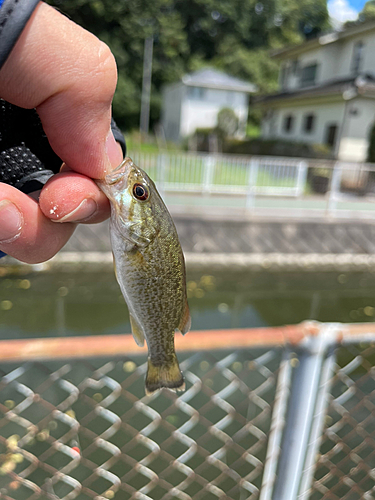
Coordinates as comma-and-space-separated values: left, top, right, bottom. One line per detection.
0, 2, 123, 179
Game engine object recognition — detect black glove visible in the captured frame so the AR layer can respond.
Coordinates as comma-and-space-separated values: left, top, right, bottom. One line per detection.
0, 99, 126, 258
0, 99, 126, 194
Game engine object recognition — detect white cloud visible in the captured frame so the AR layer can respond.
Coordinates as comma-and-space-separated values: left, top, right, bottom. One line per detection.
328, 0, 359, 26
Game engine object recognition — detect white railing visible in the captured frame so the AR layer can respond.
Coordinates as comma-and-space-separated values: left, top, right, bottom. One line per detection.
131, 152, 308, 198
130, 152, 375, 218
327, 161, 375, 215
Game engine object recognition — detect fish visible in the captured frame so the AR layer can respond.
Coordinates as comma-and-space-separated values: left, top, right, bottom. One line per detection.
98, 158, 191, 395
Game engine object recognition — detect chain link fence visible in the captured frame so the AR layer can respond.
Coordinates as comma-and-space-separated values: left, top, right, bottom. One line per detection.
0, 324, 374, 500
310, 342, 375, 500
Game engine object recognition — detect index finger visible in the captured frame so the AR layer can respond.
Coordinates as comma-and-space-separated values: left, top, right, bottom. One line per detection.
0, 2, 123, 179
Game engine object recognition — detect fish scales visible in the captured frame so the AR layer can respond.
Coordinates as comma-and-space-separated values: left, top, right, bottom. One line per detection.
98, 158, 190, 394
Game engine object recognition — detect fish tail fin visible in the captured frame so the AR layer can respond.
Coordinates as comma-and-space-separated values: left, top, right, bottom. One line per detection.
145, 354, 185, 395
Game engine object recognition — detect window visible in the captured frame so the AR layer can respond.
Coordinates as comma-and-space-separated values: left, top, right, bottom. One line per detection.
351, 41, 364, 74
300, 64, 318, 87
291, 59, 299, 76
303, 114, 315, 133
188, 86, 205, 99
284, 115, 294, 133
325, 124, 338, 148
280, 63, 288, 89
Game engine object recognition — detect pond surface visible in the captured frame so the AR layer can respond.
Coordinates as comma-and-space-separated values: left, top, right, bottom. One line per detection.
1, 267, 375, 339
1, 267, 375, 500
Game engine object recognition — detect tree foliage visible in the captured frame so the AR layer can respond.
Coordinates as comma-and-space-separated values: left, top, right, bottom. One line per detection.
362, 1, 375, 20
217, 108, 239, 138
48, 0, 330, 132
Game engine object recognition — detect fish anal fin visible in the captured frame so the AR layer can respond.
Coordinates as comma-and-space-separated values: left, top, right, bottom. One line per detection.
178, 301, 191, 336
145, 354, 185, 395
130, 314, 145, 347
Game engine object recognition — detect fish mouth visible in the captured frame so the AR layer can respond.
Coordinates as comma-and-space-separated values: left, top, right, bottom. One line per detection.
96, 158, 134, 199
106, 158, 134, 185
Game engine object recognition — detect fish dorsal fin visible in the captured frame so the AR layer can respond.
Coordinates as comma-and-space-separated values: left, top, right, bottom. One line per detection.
178, 301, 191, 336
130, 314, 145, 346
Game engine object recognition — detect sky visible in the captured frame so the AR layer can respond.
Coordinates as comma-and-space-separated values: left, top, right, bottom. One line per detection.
328, 0, 367, 24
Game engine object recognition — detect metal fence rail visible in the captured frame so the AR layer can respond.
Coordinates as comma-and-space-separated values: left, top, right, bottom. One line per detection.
131, 152, 307, 198
128, 152, 375, 218
1, 324, 375, 500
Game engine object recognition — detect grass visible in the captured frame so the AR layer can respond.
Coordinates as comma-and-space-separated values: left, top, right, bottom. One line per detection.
130, 155, 299, 190
246, 123, 261, 138
125, 130, 183, 156
124, 131, 301, 191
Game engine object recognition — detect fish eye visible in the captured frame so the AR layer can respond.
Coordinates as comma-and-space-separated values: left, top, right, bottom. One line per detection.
133, 183, 149, 201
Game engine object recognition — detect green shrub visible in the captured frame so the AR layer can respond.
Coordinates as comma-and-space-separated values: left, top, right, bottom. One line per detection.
217, 108, 239, 139
223, 138, 333, 159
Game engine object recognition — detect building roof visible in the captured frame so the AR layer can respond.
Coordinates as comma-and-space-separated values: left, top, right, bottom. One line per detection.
271, 20, 375, 60
255, 74, 375, 106
181, 68, 257, 93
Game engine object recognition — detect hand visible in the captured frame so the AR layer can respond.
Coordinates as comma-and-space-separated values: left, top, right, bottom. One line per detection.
0, 2, 123, 264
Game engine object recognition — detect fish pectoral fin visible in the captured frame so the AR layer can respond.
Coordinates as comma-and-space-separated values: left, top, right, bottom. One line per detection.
178, 302, 191, 336
130, 314, 145, 347
119, 218, 152, 247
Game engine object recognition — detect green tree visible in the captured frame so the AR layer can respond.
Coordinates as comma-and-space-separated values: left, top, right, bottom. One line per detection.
48, 0, 189, 130
174, 0, 330, 92
362, 0, 375, 20
48, 0, 330, 133
217, 108, 239, 138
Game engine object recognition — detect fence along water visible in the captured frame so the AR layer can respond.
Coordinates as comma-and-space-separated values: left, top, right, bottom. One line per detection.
131, 152, 307, 196
131, 152, 375, 218
1, 323, 375, 500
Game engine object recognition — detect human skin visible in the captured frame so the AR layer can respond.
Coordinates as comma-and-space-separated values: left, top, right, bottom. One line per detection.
0, 2, 123, 264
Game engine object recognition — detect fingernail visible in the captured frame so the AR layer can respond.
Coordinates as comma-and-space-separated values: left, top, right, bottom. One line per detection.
0, 201, 23, 242
106, 131, 123, 170
54, 199, 98, 223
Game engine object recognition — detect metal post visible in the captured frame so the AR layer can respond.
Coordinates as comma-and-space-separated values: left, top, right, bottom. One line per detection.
272, 324, 339, 500
298, 341, 337, 498
156, 153, 166, 197
140, 36, 154, 137
203, 156, 215, 194
260, 349, 293, 500
327, 162, 342, 216
296, 161, 308, 197
246, 158, 259, 209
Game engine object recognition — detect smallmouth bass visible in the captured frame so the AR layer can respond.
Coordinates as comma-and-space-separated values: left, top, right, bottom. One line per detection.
98, 158, 191, 395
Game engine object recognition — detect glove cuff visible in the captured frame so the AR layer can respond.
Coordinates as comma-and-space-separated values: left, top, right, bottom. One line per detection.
0, 0, 40, 69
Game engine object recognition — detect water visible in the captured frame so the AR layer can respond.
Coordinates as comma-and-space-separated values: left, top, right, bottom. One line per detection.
1, 268, 375, 340
1, 267, 375, 499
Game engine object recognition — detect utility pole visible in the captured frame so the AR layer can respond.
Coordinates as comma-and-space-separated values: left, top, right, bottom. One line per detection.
140, 36, 154, 138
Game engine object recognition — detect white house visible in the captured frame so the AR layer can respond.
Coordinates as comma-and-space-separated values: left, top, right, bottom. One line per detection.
161, 68, 257, 142
257, 21, 375, 162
